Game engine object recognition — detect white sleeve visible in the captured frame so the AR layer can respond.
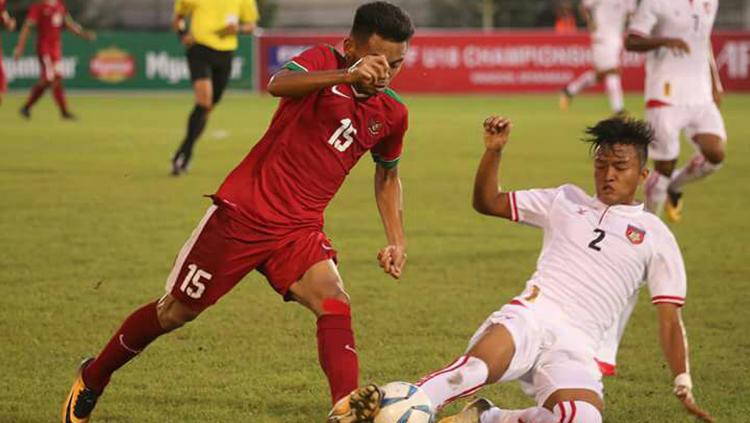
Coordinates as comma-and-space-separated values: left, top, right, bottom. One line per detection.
646, 231, 687, 307
628, 0, 659, 36
508, 187, 560, 228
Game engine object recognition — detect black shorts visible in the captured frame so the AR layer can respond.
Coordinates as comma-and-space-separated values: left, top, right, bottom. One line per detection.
186, 44, 234, 104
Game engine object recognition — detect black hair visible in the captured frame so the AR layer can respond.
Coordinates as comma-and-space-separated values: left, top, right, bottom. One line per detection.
583, 116, 654, 167
351, 1, 415, 43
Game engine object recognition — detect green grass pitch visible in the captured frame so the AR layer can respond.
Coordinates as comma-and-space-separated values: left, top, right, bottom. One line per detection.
0, 91, 748, 422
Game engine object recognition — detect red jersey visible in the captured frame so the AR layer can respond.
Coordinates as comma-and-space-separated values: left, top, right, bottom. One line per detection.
215, 44, 408, 235
27, 0, 66, 54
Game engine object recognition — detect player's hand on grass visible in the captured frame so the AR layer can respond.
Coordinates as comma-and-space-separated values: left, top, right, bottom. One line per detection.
180, 33, 195, 47
346, 54, 390, 91
83, 30, 96, 41
674, 374, 715, 422
6, 17, 16, 31
483, 116, 512, 152
378, 245, 407, 279
664, 38, 690, 56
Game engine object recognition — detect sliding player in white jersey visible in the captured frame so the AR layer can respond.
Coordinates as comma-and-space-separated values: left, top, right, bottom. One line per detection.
332, 116, 714, 423
625, 0, 726, 222
560, 0, 636, 113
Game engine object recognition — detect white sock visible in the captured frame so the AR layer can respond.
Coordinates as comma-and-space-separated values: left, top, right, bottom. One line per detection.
416, 356, 487, 412
644, 171, 671, 215
552, 401, 602, 422
481, 406, 556, 423
566, 70, 597, 95
604, 73, 624, 112
669, 155, 722, 193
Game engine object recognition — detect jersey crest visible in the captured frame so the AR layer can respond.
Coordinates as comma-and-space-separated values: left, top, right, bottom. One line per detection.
626, 225, 646, 245
368, 118, 383, 136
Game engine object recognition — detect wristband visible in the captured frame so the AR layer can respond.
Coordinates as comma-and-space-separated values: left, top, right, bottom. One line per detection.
673, 372, 693, 397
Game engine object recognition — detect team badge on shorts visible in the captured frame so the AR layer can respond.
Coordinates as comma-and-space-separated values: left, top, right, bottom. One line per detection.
368, 118, 383, 136
626, 225, 646, 245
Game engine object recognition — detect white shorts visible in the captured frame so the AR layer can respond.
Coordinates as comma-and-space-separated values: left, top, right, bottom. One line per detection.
646, 103, 727, 161
591, 36, 622, 71
467, 299, 603, 406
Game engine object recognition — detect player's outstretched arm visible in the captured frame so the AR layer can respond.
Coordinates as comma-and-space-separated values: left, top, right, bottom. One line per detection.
625, 33, 689, 56
13, 20, 33, 59
472, 116, 513, 219
64, 15, 95, 41
267, 54, 389, 98
656, 303, 715, 422
375, 164, 406, 279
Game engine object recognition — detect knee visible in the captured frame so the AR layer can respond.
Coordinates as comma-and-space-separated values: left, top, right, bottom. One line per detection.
156, 296, 201, 331
310, 282, 351, 317
703, 148, 725, 165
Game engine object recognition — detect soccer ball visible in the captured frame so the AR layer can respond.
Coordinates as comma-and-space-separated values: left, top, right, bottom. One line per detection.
374, 381, 434, 423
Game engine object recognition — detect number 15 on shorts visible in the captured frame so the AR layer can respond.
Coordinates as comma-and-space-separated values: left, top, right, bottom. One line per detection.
180, 264, 212, 299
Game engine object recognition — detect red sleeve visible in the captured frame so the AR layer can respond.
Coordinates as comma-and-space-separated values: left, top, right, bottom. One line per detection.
371, 107, 408, 168
27, 4, 40, 22
282, 44, 338, 73
0, 1, 6, 13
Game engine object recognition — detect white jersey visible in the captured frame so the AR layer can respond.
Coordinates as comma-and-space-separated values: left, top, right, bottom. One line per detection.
508, 184, 687, 346
583, 0, 636, 41
628, 0, 718, 106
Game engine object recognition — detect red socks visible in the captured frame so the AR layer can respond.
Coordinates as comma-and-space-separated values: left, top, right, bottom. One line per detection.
52, 80, 69, 115
317, 300, 359, 404
24, 83, 47, 109
82, 301, 167, 394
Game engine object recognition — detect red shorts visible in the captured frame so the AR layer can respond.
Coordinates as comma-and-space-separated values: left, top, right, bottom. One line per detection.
164, 204, 337, 311
38, 49, 62, 82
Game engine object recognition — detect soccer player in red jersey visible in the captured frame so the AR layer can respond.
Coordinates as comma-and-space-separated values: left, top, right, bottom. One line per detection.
13, 0, 94, 119
61, 2, 414, 422
0, 0, 17, 105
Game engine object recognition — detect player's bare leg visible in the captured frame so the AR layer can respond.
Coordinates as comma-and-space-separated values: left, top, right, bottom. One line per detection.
172, 78, 213, 175
62, 295, 200, 423
666, 133, 725, 222
415, 324, 513, 422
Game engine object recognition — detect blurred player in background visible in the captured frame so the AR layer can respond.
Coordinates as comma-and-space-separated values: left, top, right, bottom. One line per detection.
343, 116, 714, 423
170, 0, 259, 176
560, 0, 635, 114
625, 0, 726, 223
13, 0, 95, 119
61, 2, 414, 423
0, 0, 16, 105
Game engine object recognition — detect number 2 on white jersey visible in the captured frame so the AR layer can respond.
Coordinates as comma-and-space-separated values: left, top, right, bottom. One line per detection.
328, 118, 357, 152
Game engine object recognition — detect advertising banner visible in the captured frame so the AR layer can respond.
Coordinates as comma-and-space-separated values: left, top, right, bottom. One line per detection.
257, 30, 750, 93
1, 31, 255, 89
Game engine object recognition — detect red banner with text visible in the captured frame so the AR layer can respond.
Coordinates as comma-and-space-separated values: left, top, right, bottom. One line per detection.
257, 30, 750, 93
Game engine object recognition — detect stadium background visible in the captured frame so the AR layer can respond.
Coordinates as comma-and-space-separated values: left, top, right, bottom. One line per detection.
1, 1, 749, 422
2, 0, 750, 92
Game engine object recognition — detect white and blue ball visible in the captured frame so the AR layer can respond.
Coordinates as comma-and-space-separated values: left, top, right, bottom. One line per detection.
374, 382, 434, 423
